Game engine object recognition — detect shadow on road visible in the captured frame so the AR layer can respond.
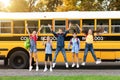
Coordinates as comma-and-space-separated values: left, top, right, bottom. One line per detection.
0, 62, 120, 70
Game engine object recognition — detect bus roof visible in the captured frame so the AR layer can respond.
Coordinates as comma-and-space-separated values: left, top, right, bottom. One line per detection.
0, 11, 120, 19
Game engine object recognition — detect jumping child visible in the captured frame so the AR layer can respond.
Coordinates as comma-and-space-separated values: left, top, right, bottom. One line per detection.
25, 23, 42, 71
48, 23, 71, 68
81, 29, 101, 66
43, 36, 53, 72
68, 32, 80, 68
68, 24, 82, 68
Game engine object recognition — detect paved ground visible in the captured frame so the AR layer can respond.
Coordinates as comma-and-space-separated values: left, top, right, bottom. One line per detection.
1, 61, 120, 76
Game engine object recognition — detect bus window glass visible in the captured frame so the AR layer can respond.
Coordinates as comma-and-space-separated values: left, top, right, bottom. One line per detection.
40, 20, 52, 33
0, 20, 11, 34
68, 20, 80, 34
96, 19, 109, 33
82, 19, 94, 32
13, 21, 25, 34
0, 20, 11, 33
27, 20, 38, 33
112, 19, 120, 33
55, 20, 65, 32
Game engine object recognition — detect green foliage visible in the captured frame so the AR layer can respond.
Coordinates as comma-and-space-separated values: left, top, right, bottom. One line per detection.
35, 0, 63, 12
109, 0, 120, 11
0, 0, 120, 12
56, 0, 79, 11
78, 0, 103, 11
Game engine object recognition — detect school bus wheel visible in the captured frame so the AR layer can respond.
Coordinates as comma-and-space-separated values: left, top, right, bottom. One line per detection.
9, 51, 29, 69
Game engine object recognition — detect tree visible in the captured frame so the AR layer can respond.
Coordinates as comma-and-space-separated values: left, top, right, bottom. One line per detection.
35, 0, 48, 12
109, 0, 120, 11
26, 0, 38, 12
35, 0, 63, 12
77, 0, 103, 11
56, 0, 79, 11
47, 0, 63, 12
8, 0, 28, 12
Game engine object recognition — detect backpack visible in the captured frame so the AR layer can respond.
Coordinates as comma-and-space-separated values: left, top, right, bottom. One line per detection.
24, 37, 31, 49
70, 38, 79, 46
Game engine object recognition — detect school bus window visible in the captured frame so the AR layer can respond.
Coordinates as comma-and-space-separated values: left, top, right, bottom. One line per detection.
82, 19, 94, 31
0, 20, 11, 33
68, 20, 80, 34
96, 19, 109, 33
13, 21, 25, 34
55, 20, 65, 32
27, 20, 38, 33
112, 19, 120, 33
40, 20, 52, 33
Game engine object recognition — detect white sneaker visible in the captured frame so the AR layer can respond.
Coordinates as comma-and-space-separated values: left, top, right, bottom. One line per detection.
76, 64, 79, 68
52, 63, 56, 68
71, 63, 75, 67
65, 63, 69, 68
36, 66, 39, 71
43, 67, 48, 72
96, 60, 101, 64
81, 62, 86, 66
50, 67, 53, 72
29, 66, 33, 71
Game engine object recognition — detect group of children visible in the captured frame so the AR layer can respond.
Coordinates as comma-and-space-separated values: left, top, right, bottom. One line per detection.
25, 22, 101, 72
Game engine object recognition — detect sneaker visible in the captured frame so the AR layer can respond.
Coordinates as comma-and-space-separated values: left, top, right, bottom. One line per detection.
71, 63, 75, 67
96, 60, 101, 64
76, 64, 79, 68
52, 63, 56, 68
36, 66, 39, 71
81, 62, 86, 66
50, 67, 53, 72
65, 63, 69, 68
43, 67, 48, 72
29, 66, 33, 71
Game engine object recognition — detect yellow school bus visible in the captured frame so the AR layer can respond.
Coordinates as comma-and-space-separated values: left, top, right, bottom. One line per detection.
0, 11, 120, 69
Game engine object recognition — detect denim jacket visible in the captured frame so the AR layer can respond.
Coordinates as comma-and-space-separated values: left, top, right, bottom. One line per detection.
52, 30, 69, 47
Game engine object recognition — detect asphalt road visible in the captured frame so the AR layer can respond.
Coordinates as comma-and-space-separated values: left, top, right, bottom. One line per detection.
1, 61, 120, 76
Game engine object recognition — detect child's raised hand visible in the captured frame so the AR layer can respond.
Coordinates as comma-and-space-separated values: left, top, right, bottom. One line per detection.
48, 24, 51, 28
41, 25, 44, 28
76, 24, 79, 27
69, 22, 72, 27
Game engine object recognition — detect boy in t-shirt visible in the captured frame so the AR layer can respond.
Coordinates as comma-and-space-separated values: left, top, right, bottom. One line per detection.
43, 36, 53, 72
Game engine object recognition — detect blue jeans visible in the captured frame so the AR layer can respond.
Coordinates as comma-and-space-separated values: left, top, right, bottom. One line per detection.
53, 47, 67, 63
83, 43, 97, 62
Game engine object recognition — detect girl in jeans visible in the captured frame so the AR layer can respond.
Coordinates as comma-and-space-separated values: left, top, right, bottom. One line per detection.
81, 29, 101, 66
26, 23, 42, 71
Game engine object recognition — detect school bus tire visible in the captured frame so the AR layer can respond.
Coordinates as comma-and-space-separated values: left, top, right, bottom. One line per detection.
4, 58, 8, 66
9, 51, 29, 69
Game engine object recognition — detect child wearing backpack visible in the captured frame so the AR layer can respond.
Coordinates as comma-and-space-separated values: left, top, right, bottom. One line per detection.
68, 32, 80, 68
43, 36, 53, 72
25, 23, 43, 71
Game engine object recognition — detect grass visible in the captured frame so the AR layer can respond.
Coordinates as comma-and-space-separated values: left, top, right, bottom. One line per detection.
0, 75, 120, 80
